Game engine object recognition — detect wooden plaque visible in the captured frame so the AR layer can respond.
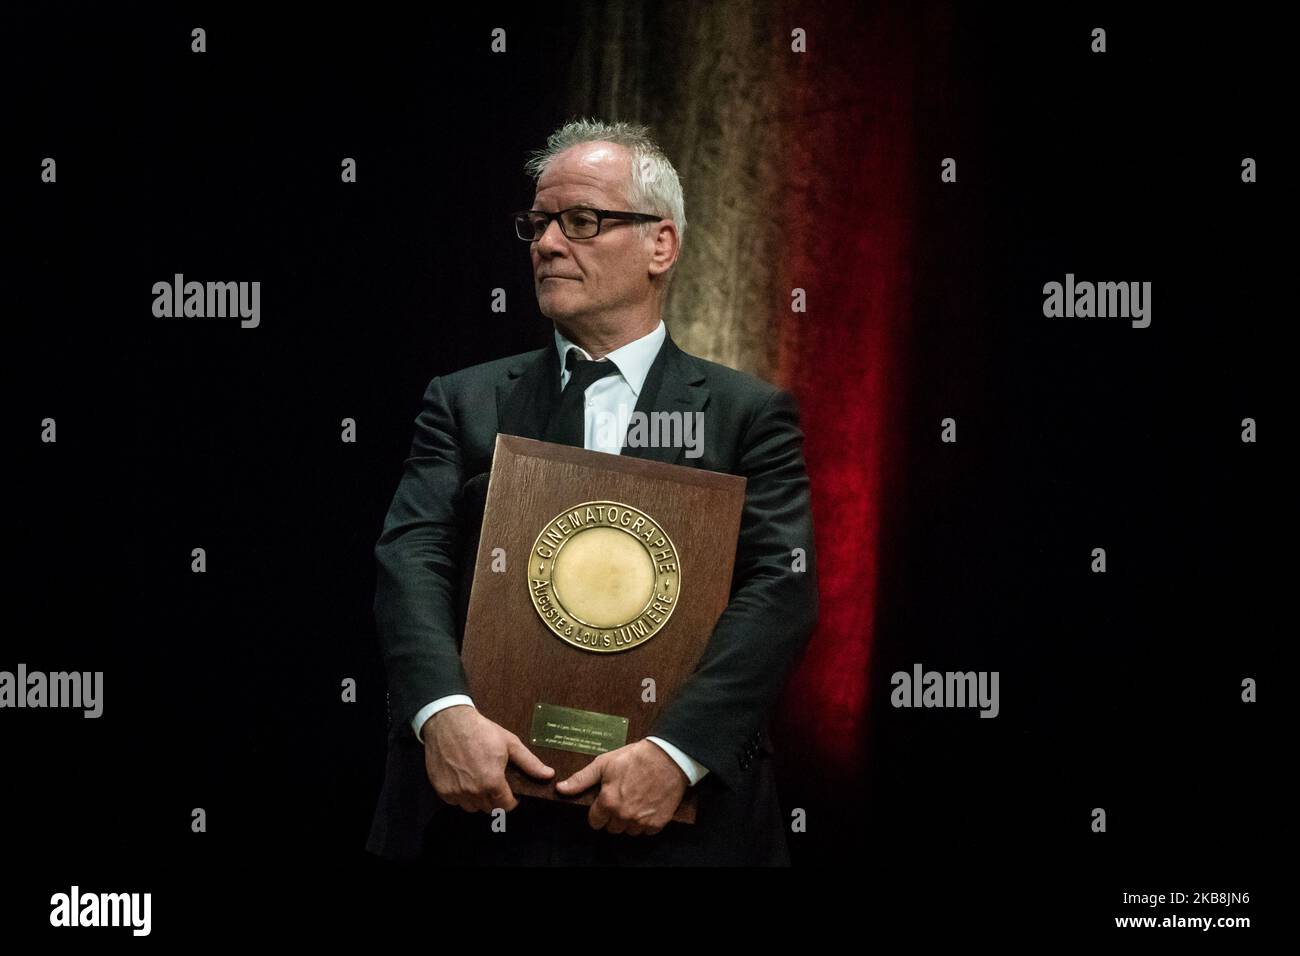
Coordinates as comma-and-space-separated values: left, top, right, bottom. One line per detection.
460, 434, 746, 824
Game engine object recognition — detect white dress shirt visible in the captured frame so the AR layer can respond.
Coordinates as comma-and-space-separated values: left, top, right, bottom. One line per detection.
410, 318, 710, 786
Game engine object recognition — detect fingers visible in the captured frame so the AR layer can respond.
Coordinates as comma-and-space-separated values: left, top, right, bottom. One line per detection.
428, 765, 515, 813
440, 788, 486, 813
486, 779, 519, 813
587, 794, 612, 831
556, 755, 604, 795
444, 789, 511, 814
506, 737, 555, 781
426, 721, 543, 813
588, 803, 660, 835
610, 817, 654, 835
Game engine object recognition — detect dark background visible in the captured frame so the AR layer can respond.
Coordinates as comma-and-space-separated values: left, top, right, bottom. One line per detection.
4, 3, 1276, 933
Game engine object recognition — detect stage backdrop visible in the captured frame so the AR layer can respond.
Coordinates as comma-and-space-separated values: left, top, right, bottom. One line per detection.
558, 1, 940, 819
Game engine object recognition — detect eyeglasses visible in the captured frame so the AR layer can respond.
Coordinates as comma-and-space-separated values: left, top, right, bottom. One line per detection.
513, 206, 665, 241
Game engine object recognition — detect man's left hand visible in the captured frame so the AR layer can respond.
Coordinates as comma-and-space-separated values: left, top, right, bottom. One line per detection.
554, 739, 688, 835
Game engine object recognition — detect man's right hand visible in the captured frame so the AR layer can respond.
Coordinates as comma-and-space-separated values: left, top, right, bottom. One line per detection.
420, 705, 554, 813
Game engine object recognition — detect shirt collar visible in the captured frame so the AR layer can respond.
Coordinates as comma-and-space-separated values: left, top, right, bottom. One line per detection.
552, 318, 666, 397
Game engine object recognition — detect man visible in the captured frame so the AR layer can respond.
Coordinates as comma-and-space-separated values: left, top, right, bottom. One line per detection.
366, 119, 818, 865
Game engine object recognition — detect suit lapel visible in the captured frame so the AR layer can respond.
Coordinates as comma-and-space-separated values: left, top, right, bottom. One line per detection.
496, 344, 560, 442
494, 327, 710, 467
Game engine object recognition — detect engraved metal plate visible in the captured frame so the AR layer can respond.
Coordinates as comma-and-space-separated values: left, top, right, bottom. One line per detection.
530, 702, 630, 756
527, 500, 681, 653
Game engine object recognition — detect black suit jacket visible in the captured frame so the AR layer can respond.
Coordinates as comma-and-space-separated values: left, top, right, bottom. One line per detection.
366, 327, 819, 865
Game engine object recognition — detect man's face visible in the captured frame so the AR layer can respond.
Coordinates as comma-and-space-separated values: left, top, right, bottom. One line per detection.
530, 142, 655, 326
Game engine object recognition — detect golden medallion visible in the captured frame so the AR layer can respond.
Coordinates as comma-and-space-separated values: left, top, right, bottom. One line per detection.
527, 500, 681, 653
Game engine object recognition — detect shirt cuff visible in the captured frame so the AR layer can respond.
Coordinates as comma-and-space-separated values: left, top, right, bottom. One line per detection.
412, 695, 476, 742
646, 735, 710, 786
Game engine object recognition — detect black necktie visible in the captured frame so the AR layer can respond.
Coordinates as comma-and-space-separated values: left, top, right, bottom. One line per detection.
543, 349, 622, 448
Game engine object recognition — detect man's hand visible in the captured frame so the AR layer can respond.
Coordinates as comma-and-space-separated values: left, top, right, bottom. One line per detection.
421, 705, 554, 813
554, 739, 688, 835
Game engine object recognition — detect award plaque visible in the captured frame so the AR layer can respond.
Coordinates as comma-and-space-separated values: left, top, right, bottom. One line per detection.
459, 434, 746, 824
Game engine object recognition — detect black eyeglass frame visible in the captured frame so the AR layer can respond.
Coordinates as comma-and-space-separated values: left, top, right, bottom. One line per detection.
512, 206, 666, 241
